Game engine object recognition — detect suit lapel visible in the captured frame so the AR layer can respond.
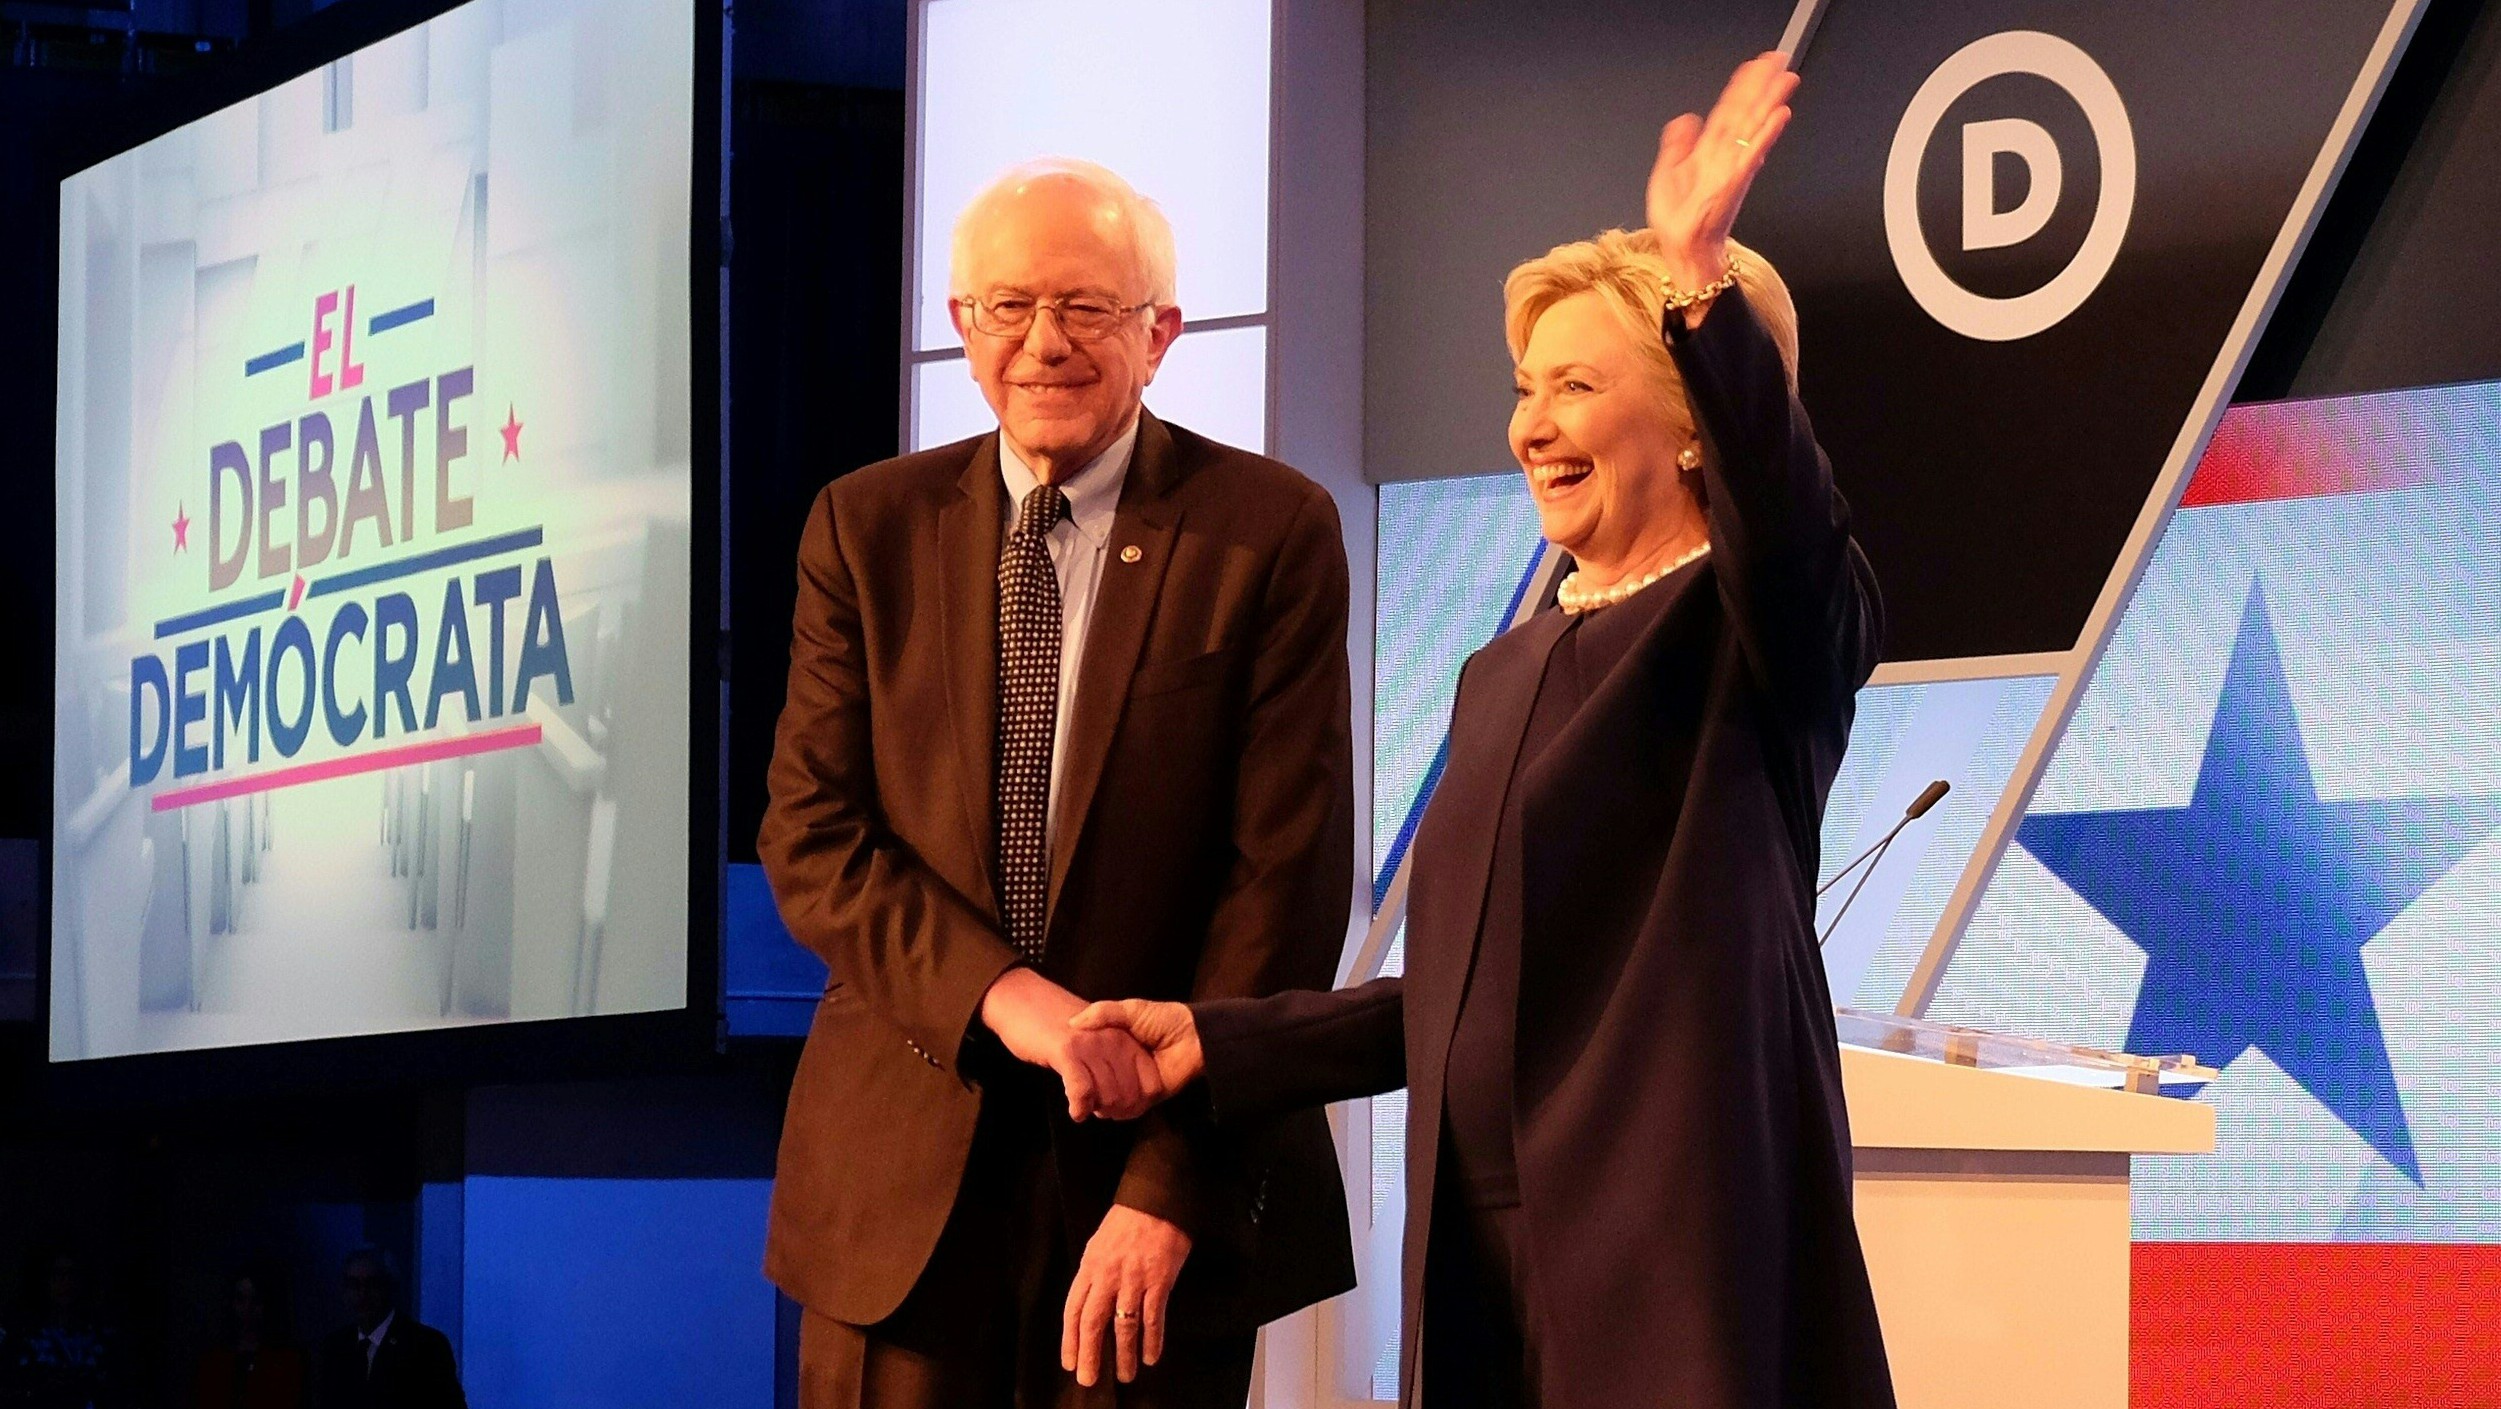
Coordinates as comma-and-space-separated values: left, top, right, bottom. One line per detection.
1046, 411, 1182, 922
1412, 610, 1570, 1060
938, 438, 1005, 910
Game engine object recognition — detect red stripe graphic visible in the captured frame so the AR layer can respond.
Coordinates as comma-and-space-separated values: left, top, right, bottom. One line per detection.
150, 722, 543, 812
2183, 401, 2436, 507
2134, 1242, 2501, 1408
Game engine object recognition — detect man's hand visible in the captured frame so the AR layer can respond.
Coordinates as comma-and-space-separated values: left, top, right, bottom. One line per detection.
1062, 1203, 1192, 1387
980, 968, 1166, 1121
1069, 999, 1204, 1112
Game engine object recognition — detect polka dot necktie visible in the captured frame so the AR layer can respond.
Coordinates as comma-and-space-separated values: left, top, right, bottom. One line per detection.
996, 483, 1069, 962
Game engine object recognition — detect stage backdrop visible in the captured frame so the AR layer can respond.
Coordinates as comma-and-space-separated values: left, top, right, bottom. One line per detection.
51, 0, 694, 1061
1358, 2, 2481, 1402
1363, 0, 2426, 1006
1938, 379, 2501, 1405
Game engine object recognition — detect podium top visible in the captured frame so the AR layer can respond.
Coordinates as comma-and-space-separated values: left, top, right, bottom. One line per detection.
1836, 1008, 2216, 1094
1836, 1011, 2217, 1156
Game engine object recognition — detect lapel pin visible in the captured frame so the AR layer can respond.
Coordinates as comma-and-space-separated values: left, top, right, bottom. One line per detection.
1120, 545, 1142, 564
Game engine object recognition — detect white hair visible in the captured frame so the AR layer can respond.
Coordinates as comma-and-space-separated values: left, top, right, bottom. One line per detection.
948, 157, 1180, 308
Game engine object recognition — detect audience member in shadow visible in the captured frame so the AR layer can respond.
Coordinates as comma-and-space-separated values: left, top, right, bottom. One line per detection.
12, 1251, 125, 1409
192, 1268, 305, 1409
313, 1249, 463, 1409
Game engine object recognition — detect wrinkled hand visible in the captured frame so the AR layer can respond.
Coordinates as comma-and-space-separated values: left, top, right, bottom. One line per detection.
980, 968, 1167, 1121
1063, 1203, 1192, 1387
1069, 999, 1204, 1115
1646, 50, 1798, 297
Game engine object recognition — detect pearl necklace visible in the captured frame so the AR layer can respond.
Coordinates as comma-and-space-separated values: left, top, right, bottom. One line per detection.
1555, 541, 1711, 614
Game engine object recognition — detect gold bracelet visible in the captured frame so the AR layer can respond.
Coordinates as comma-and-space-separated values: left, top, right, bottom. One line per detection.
1662, 255, 1741, 312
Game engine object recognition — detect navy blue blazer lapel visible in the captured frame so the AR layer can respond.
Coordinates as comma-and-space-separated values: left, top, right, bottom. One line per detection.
1408, 608, 1571, 1059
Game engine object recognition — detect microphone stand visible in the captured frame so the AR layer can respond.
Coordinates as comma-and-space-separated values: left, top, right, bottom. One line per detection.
1818, 780, 1950, 948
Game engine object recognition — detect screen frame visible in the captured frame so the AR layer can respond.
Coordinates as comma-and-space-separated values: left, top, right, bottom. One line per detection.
38, 0, 728, 1104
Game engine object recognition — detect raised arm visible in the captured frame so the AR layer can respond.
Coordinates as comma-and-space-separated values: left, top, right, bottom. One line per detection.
1672, 291, 1881, 707
1647, 50, 1880, 707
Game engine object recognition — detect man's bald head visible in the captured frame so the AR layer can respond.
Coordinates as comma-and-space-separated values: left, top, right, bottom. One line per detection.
948, 158, 1177, 309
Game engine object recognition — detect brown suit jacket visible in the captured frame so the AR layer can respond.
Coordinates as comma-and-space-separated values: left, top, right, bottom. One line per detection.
757, 410, 1359, 1332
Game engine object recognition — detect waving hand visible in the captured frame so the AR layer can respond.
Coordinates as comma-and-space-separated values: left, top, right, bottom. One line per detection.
1646, 51, 1799, 299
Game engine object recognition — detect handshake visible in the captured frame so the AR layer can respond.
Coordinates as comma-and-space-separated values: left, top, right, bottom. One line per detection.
978, 967, 1206, 1121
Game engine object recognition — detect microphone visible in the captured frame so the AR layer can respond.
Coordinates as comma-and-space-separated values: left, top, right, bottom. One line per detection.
1818, 780, 1948, 897
1818, 780, 1950, 948
1903, 777, 1950, 820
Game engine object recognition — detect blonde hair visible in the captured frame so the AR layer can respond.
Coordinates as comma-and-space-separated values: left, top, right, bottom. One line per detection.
950, 157, 1180, 307
1502, 230, 1799, 440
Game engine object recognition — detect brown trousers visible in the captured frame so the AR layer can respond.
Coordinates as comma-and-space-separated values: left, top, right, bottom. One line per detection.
799, 1085, 1256, 1409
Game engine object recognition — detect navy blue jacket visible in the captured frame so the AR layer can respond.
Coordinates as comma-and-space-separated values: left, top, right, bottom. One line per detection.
1195, 288, 1895, 1409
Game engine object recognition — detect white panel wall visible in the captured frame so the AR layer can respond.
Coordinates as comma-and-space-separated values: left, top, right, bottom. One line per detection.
907, 0, 1274, 452
906, 5, 1376, 1403
912, 0, 1272, 348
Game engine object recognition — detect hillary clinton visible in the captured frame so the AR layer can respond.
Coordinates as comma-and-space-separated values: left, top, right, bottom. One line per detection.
1057, 54, 1894, 1409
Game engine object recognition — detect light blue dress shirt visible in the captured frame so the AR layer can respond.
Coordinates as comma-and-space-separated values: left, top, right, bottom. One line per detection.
997, 414, 1140, 848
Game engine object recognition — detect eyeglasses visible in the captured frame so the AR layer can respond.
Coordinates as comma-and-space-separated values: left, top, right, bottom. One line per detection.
964, 292, 1154, 341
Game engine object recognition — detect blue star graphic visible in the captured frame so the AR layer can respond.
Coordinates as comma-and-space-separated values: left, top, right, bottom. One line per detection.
2019, 588, 2501, 1185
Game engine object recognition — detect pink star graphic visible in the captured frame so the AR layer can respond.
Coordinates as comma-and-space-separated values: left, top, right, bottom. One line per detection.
172, 504, 190, 553
500, 405, 524, 462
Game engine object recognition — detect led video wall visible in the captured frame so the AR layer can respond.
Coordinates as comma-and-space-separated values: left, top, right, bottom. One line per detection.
52, 0, 696, 1060
1939, 380, 2501, 1243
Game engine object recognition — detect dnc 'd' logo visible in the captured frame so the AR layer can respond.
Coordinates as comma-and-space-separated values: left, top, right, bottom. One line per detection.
1884, 30, 2137, 342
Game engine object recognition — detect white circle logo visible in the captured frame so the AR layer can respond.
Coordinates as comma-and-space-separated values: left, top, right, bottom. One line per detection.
1884, 31, 2136, 343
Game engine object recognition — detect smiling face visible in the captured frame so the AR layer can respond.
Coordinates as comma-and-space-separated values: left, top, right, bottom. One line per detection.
1509, 290, 1702, 583
949, 176, 1182, 481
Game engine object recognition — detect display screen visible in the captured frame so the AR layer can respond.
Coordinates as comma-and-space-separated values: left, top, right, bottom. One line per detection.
1937, 377, 2501, 1400
51, 0, 695, 1060
1943, 378, 2501, 1241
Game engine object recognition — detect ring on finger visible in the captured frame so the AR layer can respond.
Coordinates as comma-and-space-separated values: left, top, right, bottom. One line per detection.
1114, 1307, 1140, 1322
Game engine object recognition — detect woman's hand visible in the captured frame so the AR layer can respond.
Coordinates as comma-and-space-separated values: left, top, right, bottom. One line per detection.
981, 967, 1168, 1121
1646, 50, 1799, 300
1070, 999, 1205, 1112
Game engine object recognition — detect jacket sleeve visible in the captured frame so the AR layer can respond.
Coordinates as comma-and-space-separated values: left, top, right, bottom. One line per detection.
757, 484, 1022, 1077
1666, 288, 1884, 714
1194, 977, 1408, 1124
1113, 482, 1360, 1231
